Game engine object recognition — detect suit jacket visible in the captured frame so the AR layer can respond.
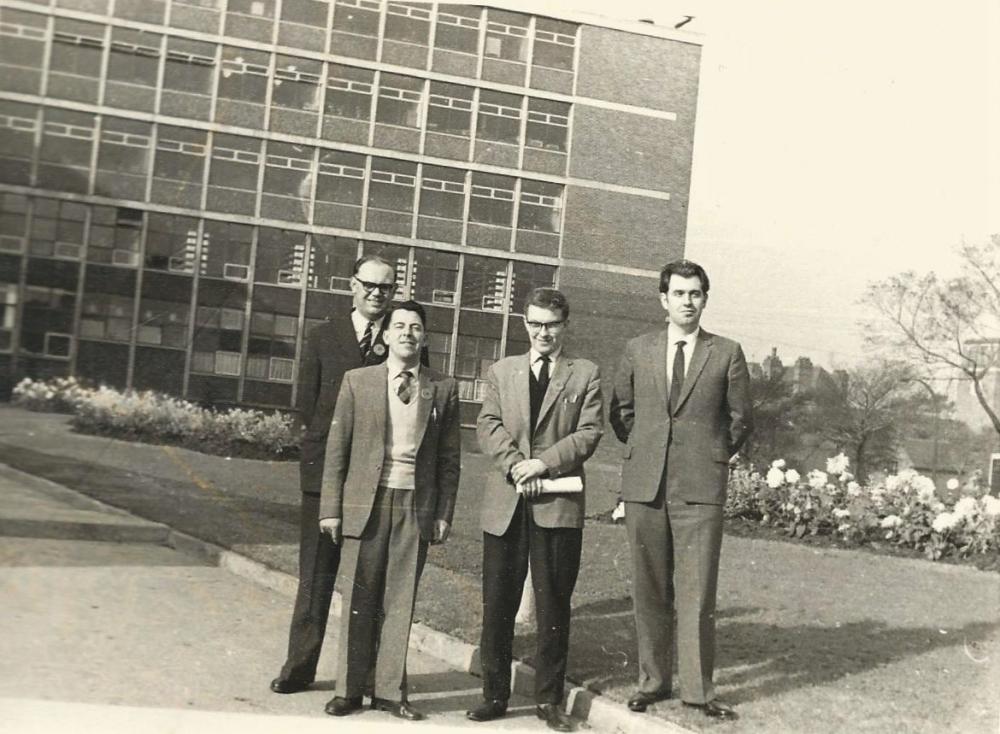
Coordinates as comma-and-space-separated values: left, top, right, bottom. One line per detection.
319, 364, 461, 542
297, 314, 427, 494
477, 353, 604, 536
610, 328, 753, 505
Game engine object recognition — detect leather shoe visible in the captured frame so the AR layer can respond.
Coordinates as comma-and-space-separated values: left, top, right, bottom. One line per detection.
627, 691, 670, 712
324, 696, 363, 716
371, 697, 426, 721
270, 677, 310, 694
466, 699, 508, 722
683, 700, 738, 720
536, 703, 575, 732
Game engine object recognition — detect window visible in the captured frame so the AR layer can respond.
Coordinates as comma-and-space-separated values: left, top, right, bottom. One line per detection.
385, 2, 431, 45
469, 173, 515, 228
29, 198, 87, 260
80, 292, 133, 342
412, 249, 458, 305
0, 101, 37, 185
192, 283, 245, 377
484, 10, 528, 62
325, 64, 374, 121
533, 18, 577, 72
308, 234, 356, 291
461, 255, 508, 312
20, 285, 76, 356
476, 91, 522, 145
37, 108, 96, 193
278, 0, 329, 49
518, 180, 562, 233
272, 55, 322, 113
88, 206, 142, 266
376, 73, 423, 128
368, 158, 416, 214
0, 193, 28, 253
262, 141, 314, 221
225, 0, 276, 42
113, 0, 166, 24
218, 46, 269, 103
0, 283, 16, 351
95, 117, 152, 199
331, 0, 380, 37
208, 133, 261, 214
200, 220, 252, 280
419, 165, 466, 221
510, 261, 556, 314
152, 125, 208, 206
427, 82, 473, 136
48, 18, 105, 98
106, 27, 161, 95
424, 330, 452, 373
169, 0, 223, 33
0, 8, 48, 94
455, 333, 499, 398
435, 5, 480, 55
315, 150, 365, 206
525, 98, 570, 152
256, 227, 306, 286
247, 288, 299, 382
136, 295, 190, 348
146, 214, 199, 273
161, 37, 216, 118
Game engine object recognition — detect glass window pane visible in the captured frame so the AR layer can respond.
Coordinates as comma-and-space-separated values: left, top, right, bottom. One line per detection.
427, 81, 473, 136
461, 255, 507, 311
325, 63, 374, 120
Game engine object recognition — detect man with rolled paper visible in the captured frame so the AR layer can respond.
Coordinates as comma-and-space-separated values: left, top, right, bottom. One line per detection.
469, 287, 603, 732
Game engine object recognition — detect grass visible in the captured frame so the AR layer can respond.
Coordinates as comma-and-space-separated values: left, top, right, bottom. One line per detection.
2, 405, 998, 733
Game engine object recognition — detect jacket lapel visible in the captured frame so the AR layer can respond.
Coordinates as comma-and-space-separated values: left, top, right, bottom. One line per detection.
412, 370, 434, 450
364, 365, 388, 444
674, 330, 713, 414
653, 330, 670, 413
514, 354, 532, 450
537, 356, 571, 428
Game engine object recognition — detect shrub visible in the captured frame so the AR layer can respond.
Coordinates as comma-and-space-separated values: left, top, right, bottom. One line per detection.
12, 376, 95, 413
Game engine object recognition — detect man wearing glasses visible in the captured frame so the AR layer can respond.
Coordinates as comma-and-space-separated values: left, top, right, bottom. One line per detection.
469, 287, 603, 732
271, 254, 407, 694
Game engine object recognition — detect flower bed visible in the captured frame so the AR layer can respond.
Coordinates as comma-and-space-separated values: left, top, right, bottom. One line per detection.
12, 377, 298, 460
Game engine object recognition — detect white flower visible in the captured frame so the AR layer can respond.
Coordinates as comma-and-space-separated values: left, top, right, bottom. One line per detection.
880, 515, 903, 529
771, 459, 786, 470
826, 453, 850, 477
837, 523, 852, 533
839, 471, 854, 483
953, 496, 978, 520
832, 508, 851, 519
766, 467, 786, 488
611, 501, 626, 522
931, 512, 960, 533
912, 475, 936, 502
885, 474, 901, 492
945, 478, 960, 491
846, 481, 862, 498
808, 470, 829, 490
784, 469, 801, 484
981, 496, 1000, 518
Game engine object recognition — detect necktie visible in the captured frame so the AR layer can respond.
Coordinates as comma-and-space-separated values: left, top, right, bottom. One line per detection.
537, 355, 550, 393
359, 320, 374, 360
669, 341, 685, 414
397, 370, 414, 404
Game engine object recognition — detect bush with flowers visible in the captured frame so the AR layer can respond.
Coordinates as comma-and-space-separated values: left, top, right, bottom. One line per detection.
725, 452, 1000, 563
12, 376, 297, 459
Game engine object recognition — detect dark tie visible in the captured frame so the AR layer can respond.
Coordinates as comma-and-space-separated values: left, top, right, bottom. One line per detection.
669, 341, 685, 414
537, 355, 550, 393
396, 370, 414, 404
359, 320, 374, 361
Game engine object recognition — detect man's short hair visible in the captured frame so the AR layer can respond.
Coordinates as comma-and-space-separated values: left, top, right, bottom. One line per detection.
388, 299, 426, 328
523, 287, 570, 320
659, 259, 710, 294
353, 254, 395, 276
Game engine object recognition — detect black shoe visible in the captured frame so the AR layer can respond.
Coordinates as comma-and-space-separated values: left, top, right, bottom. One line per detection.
536, 703, 575, 732
270, 677, 310, 694
683, 700, 738, 720
627, 691, 670, 712
324, 696, 364, 716
466, 699, 508, 722
371, 697, 426, 721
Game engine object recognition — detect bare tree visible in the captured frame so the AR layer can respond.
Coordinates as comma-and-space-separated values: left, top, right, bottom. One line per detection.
864, 234, 1000, 437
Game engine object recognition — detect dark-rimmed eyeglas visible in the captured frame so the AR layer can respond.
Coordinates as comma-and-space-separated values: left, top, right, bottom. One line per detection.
354, 277, 396, 295
525, 319, 565, 332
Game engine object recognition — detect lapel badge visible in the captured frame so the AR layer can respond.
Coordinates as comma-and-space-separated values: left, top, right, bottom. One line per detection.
420, 387, 433, 400
372, 343, 386, 357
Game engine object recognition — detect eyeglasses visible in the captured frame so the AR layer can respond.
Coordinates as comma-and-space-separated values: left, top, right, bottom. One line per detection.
525, 319, 565, 332
354, 277, 396, 295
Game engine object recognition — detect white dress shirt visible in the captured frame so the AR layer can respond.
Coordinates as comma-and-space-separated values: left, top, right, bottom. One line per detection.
350, 309, 381, 344
529, 347, 561, 380
666, 325, 700, 389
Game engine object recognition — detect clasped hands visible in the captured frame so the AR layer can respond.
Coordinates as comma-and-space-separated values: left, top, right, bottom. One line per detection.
319, 517, 451, 545
510, 458, 549, 499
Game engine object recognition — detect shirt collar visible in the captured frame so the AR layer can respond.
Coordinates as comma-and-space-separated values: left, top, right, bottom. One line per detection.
350, 309, 381, 339
529, 347, 561, 366
385, 357, 420, 381
666, 324, 700, 348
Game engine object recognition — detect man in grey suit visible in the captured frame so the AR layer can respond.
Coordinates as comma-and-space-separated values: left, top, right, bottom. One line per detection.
610, 259, 753, 720
469, 287, 603, 732
318, 300, 460, 721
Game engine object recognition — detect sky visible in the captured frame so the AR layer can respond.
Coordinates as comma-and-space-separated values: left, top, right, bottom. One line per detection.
540, 0, 999, 369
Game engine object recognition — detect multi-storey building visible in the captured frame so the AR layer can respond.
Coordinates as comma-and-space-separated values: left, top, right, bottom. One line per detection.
0, 0, 701, 424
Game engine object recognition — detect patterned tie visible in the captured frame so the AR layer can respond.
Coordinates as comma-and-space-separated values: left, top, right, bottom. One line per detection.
359, 320, 374, 361
396, 370, 414, 404
537, 355, 550, 393
669, 341, 685, 414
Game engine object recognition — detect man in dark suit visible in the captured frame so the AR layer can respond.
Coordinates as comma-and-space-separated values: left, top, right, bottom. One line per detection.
319, 300, 461, 721
270, 255, 399, 694
610, 259, 753, 720
469, 288, 603, 732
